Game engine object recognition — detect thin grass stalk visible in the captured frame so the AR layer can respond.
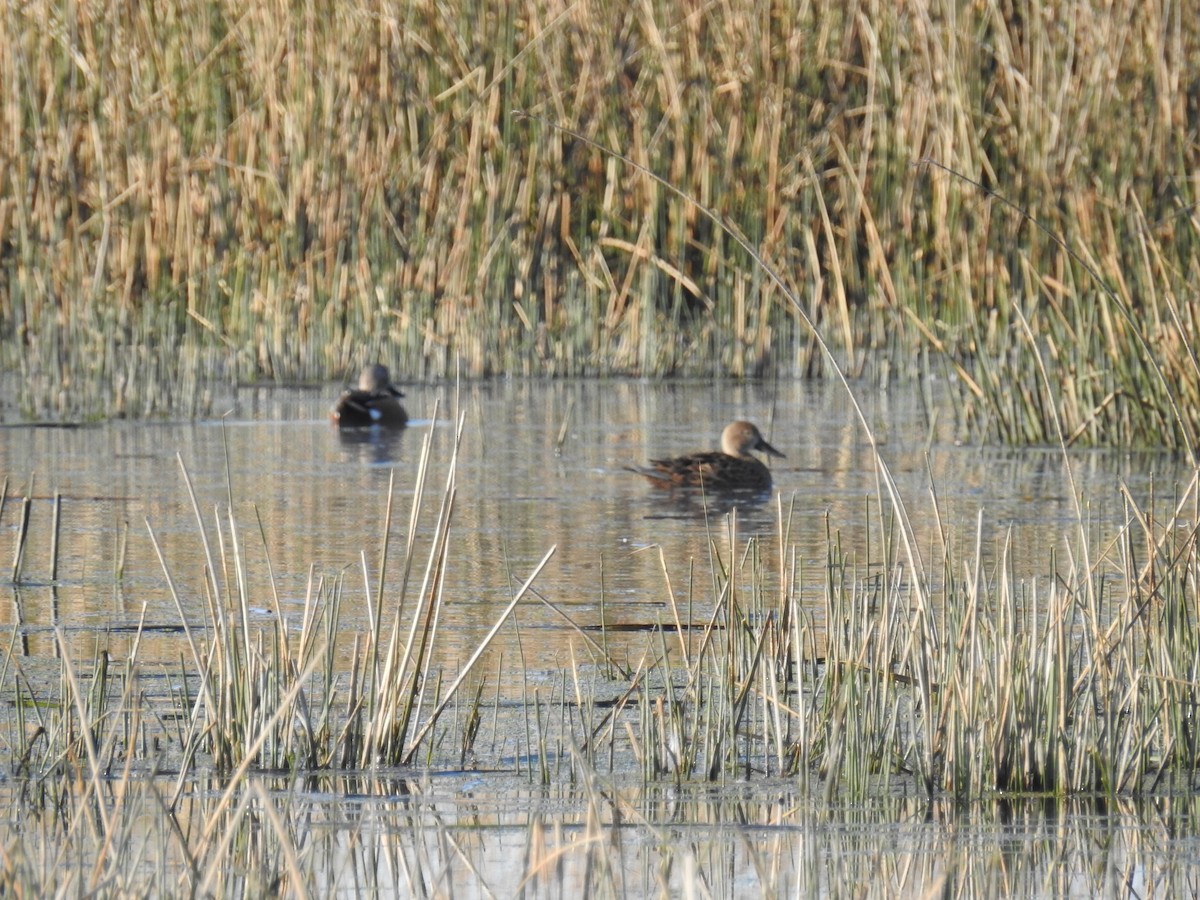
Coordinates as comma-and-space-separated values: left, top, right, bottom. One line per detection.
534, 687, 550, 786
338, 633, 364, 769
251, 504, 285, 637
862, 572, 896, 788
52, 629, 112, 839
310, 568, 340, 693
401, 544, 557, 765
774, 493, 796, 653
224, 506, 254, 729
362, 612, 407, 764
657, 545, 689, 669
113, 520, 129, 582
684, 570, 733, 696
360, 548, 376, 638
209, 507, 250, 767
630, 678, 651, 782
730, 613, 771, 773
409, 550, 452, 762
364, 412, 465, 763
524, 580, 629, 677
193, 647, 326, 857
146, 520, 207, 678
371, 468, 397, 649
393, 399, 442, 615
566, 642, 592, 771
519, 637, 533, 780
457, 676, 486, 767
119, 600, 148, 737
87, 668, 146, 893
653, 624, 683, 779
388, 408, 458, 676
789, 566, 811, 782
487, 545, 523, 774
0, 628, 22, 766
169, 641, 219, 811
598, 553, 612, 678
176, 453, 224, 618
992, 531, 1019, 790
1048, 577, 1073, 791
759, 643, 785, 776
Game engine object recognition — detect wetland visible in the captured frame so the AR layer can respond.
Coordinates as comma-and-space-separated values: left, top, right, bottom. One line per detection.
4, 378, 1200, 895
4, 0, 1200, 894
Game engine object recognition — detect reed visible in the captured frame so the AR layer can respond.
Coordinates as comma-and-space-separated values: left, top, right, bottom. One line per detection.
9, 467, 1200, 800
2, 1, 1197, 448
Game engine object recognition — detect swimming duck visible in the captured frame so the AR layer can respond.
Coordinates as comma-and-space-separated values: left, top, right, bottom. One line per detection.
331, 364, 408, 428
627, 420, 784, 492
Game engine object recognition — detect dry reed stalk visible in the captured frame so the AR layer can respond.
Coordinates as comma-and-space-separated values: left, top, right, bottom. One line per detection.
10, 495, 31, 583
2, 0, 1194, 446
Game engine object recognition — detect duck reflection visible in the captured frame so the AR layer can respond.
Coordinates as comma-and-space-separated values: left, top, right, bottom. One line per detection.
336, 424, 407, 465
640, 485, 778, 528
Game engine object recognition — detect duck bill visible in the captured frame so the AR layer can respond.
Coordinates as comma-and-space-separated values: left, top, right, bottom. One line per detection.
757, 438, 785, 459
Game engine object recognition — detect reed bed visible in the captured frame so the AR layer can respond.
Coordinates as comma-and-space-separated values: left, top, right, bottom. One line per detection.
2, 1, 1199, 447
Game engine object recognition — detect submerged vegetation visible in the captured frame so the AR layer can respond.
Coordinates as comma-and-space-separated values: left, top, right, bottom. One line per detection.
1, 1, 1199, 447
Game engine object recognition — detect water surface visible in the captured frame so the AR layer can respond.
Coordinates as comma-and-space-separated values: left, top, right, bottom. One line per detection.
1, 378, 1183, 665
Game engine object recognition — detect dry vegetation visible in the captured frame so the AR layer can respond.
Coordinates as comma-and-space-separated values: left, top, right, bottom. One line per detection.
1, 0, 1198, 446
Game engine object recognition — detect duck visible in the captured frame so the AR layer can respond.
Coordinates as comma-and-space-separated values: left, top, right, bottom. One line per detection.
627, 420, 784, 492
330, 364, 408, 428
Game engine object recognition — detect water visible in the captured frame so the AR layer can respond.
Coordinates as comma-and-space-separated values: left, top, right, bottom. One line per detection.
1, 377, 1197, 893
168, 774, 1200, 896
1, 378, 1182, 657
1, 376, 1191, 729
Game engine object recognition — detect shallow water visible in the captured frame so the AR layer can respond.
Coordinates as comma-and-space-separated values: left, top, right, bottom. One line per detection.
0, 378, 1184, 662
1, 377, 1197, 892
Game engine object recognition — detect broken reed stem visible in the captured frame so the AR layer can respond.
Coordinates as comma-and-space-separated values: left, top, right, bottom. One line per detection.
11, 495, 31, 583
401, 544, 558, 765
50, 492, 61, 581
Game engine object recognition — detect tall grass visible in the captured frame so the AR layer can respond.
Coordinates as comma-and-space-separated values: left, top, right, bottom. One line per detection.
2, 1, 1198, 446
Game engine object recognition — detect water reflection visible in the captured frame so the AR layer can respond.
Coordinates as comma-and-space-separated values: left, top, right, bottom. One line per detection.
629, 485, 779, 526
3, 770, 1192, 895
335, 424, 409, 466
